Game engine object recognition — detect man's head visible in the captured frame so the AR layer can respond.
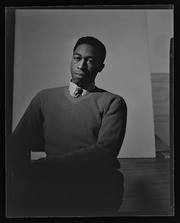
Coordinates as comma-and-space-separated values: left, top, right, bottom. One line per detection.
70, 36, 106, 87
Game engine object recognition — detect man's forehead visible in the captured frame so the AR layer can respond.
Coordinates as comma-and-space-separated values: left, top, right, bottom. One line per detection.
74, 44, 98, 57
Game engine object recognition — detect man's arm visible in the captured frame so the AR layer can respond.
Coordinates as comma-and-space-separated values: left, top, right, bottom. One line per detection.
47, 97, 127, 167
11, 93, 44, 174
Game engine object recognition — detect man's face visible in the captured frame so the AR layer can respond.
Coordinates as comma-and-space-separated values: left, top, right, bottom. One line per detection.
70, 44, 104, 87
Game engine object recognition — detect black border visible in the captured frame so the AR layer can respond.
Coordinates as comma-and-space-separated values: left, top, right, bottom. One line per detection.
3, 3, 176, 223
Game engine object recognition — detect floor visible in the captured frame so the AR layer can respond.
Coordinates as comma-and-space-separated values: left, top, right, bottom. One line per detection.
117, 157, 173, 216
116, 135, 173, 216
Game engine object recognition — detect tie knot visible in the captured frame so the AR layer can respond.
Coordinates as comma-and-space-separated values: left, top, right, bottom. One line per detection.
74, 87, 83, 97
77, 87, 83, 94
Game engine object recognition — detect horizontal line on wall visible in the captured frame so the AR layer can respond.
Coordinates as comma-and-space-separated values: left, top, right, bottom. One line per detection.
151, 73, 169, 83
154, 115, 169, 122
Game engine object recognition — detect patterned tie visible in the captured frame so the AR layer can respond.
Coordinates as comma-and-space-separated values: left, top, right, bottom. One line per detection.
74, 87, 83, 98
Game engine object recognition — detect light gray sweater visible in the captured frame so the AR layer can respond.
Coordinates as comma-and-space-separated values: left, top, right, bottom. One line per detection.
12, 86, 127, 170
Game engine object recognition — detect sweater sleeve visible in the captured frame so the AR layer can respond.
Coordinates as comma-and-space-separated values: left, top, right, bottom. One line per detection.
49, 97, 127, 166
11, 93, 44, 172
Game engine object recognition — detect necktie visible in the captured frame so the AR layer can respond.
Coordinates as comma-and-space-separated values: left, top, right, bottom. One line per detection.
74, 87, 83, 98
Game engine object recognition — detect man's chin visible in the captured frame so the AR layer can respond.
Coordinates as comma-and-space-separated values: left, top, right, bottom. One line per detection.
72, 78, 89, 87
72, 78, 83, 85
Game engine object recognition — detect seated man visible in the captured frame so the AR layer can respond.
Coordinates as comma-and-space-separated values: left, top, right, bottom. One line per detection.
10, 36, 127, 216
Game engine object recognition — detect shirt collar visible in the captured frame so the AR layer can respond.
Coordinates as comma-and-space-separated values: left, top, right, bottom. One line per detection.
68, 80, 95, 97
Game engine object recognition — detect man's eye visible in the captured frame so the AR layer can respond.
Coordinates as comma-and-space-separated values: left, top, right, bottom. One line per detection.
73, 56, 81, 61
87, 59, 95, 64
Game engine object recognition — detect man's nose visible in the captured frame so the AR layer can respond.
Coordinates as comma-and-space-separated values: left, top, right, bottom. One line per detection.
77, 59, 86, 70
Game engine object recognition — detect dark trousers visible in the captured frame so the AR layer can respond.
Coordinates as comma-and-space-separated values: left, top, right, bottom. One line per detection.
9, 162, 124, 216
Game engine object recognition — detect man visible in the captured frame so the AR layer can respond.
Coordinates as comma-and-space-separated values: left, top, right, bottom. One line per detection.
10, 36, 127, 216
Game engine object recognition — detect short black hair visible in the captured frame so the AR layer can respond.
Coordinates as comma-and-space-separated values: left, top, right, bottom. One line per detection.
73, 36, 106, 63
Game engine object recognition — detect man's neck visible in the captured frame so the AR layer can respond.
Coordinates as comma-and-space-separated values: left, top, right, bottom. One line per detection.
70, 80, 95, 91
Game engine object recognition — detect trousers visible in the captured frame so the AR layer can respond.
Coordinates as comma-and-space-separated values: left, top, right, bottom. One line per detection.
9, 161, 124, 216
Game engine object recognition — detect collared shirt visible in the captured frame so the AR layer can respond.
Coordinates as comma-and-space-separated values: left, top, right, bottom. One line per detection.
68, 80, 95, 98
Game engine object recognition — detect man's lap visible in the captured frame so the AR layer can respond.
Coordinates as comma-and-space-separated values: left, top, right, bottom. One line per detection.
10, 162, 124, 216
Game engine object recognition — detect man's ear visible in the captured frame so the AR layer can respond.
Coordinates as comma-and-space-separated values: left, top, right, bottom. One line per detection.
98, 63, 105, 72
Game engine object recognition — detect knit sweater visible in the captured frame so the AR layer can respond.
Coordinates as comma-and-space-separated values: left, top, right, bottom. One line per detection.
12, 86, 127, 170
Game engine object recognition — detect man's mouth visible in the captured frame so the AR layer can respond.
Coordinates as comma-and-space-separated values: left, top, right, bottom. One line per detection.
75, 72, 86, 77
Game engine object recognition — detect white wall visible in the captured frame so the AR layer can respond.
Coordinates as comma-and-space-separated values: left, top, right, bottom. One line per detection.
147, 10, 173, 73
13, 9, 156, 158
147, 10, 173, 147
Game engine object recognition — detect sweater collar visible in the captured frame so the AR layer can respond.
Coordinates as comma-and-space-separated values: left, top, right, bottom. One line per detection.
68, 80, 95, 98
